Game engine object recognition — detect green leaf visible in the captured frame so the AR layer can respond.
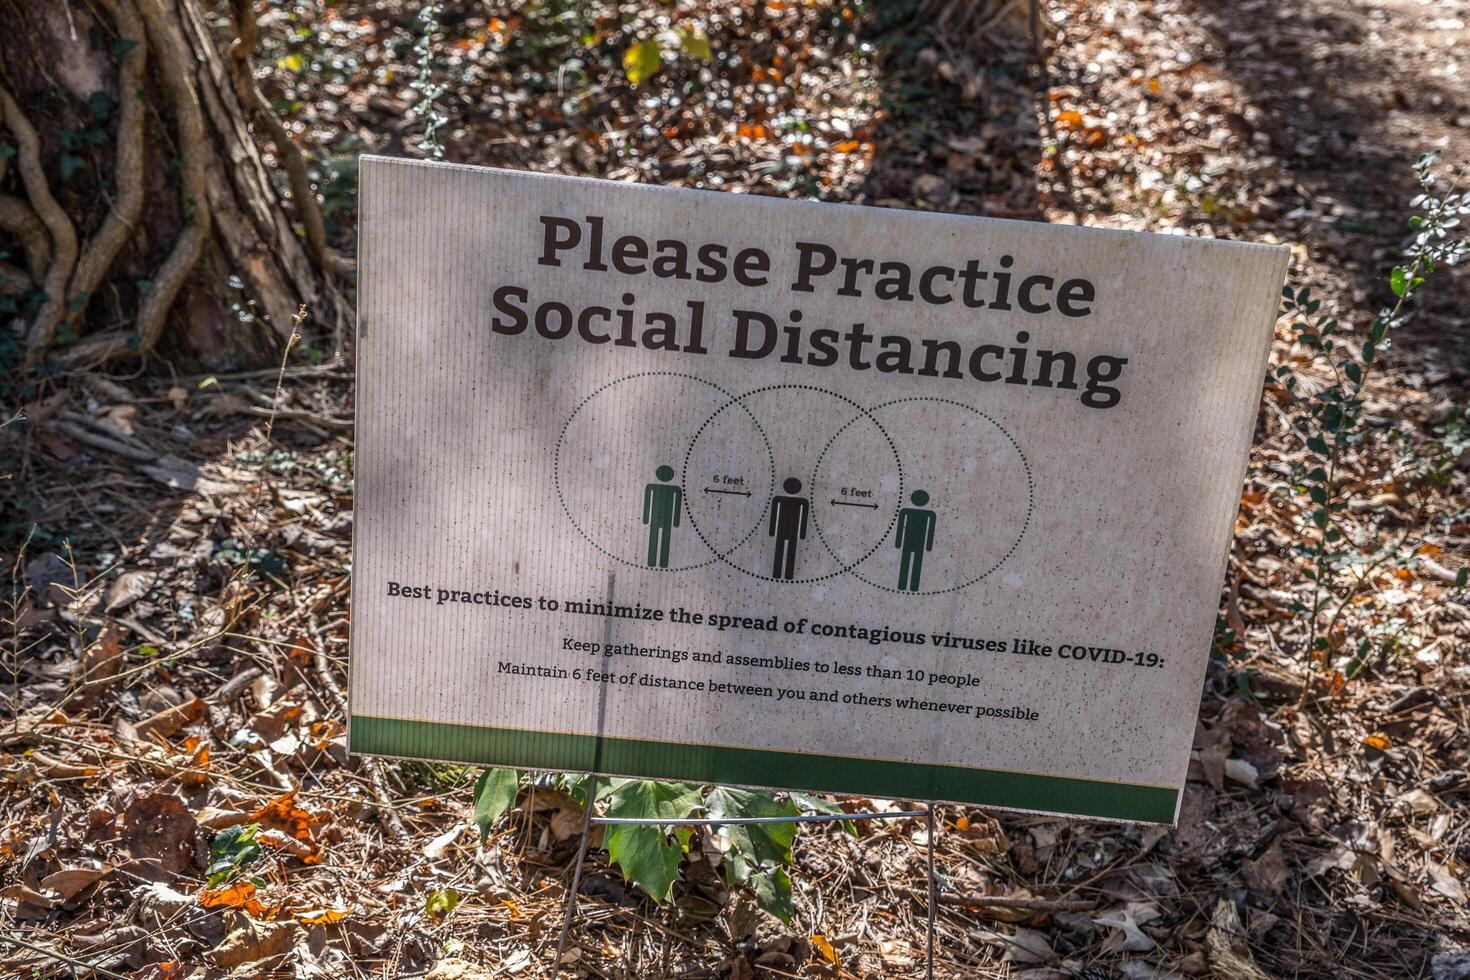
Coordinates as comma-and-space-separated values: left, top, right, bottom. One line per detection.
206, 823, 262, 887
1306, 435, 1329, 456
1456, 567, 1467, 589
472, 767, 521, 842
424, 888, 460, 918
1344, 361, 1362, 385
706, 787, 800, 882
276, 52, 305, 73
750, 867, 793, 922
604, 779, 704, 823
605, 824, 684, 902
1390, 265, 1407, 297
623, 39, 663, 85
601, 780, 703, 901
59, 153, 86, 181
677, 28, 712, 61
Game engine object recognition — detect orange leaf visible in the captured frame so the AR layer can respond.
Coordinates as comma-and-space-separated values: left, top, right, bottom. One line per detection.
811, 933, 839, 966
1054, 110, 1084, 131
1362, 733, 1391, 751
199, 880, 267, 916
833, 139, 861, 153
251, 792, 327, 863
297, 905, 351, 924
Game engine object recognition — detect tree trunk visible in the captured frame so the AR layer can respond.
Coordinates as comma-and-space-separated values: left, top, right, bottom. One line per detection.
0, 0, 351, 373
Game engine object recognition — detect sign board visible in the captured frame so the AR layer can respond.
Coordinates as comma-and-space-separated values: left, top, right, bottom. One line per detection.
349, 156, 1287, 824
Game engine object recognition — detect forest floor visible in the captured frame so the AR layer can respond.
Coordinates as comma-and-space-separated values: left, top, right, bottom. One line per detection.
3, 0, 1469, 977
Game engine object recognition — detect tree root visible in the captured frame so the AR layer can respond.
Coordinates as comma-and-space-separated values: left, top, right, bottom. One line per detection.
64, 0, 213, 367
0, 82, 78, 352
0, 260, 32, 295
0, 192, 50, 280
61, 0, 148, 336
227, 0, 353, 280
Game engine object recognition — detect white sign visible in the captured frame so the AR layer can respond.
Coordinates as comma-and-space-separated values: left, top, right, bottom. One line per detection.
349, 156, 1287, 823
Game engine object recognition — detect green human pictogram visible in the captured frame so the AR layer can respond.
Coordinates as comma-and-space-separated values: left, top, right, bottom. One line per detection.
895, 489, 936, 591
642, 465, 682, 568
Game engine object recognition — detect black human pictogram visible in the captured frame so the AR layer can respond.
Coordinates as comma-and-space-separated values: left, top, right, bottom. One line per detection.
768, 477, 810, 580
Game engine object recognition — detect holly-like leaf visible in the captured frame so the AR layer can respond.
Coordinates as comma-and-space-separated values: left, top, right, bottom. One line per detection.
705, 787, 799, 883
623, 39, 663, 85
472, 767, 520, 842
604, 779, 703, 824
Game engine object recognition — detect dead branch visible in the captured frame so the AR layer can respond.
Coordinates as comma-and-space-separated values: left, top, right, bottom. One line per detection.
62, 0, 148, 335
226, 0, 353, 279
61, 0, 212, 367
0, 81, 78, 352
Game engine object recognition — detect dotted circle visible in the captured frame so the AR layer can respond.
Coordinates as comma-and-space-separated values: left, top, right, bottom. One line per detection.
553, 372, 774, 572
686, 385, 902, 584
846, 397, 1033, 595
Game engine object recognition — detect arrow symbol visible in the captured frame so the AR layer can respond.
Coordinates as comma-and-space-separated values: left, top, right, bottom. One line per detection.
704, 487, 752, 497
831, 499, 878, 509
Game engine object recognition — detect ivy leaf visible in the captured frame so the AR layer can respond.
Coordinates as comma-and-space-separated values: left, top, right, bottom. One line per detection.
601, 780, 702, 902
471, 767, 520, 842
605, 779, 703, 823
749, 866, 793, 922
677, 28, 713, 61
706, 787, 799, 882
623, 39, 663, 85
1456, 567, 1468, 589
606, 824, 684, 901
59, 153, 86, 181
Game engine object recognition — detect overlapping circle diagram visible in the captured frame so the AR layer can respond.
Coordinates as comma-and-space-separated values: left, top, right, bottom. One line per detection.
554, 373, 1032, 594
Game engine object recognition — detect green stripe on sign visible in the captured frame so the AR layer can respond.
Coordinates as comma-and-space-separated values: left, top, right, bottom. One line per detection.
349, 715, 1179, 824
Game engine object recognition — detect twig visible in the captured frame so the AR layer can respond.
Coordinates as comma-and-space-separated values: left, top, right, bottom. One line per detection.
903, 886, 1095, 911
0, 932, 132, 980
308, 618, 409, 841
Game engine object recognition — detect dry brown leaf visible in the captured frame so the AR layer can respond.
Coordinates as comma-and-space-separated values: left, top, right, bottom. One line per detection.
1241, 839, 1288, 896
27, 750, 101, 780
119, 792, 200, 876
75, 622, 126, 695
104, 570, 157, 612
135, 697, 206, 740
206, 919, 298, 970
40, 866, 111, 902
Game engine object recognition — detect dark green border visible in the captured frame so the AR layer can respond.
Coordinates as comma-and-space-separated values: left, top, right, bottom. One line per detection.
350, 715, 1178, 823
